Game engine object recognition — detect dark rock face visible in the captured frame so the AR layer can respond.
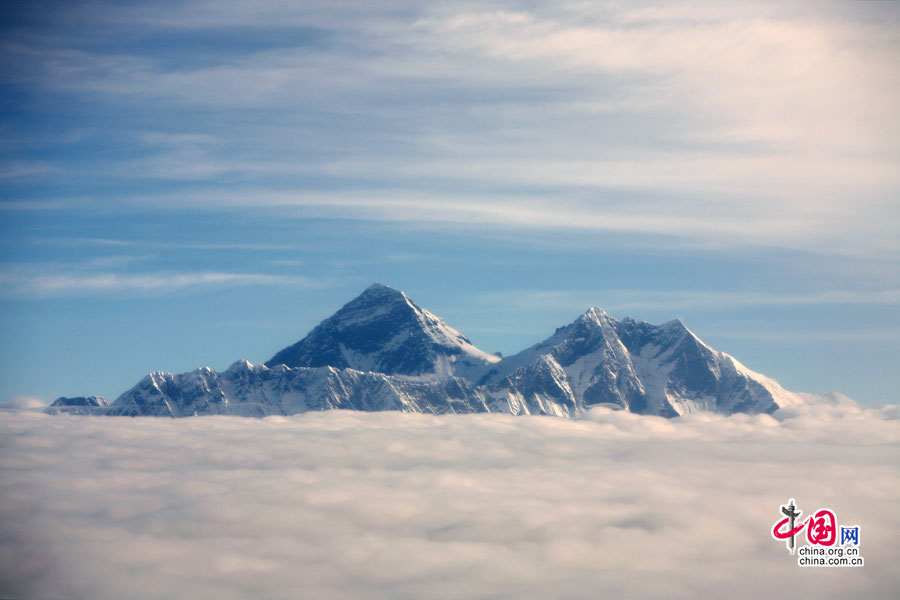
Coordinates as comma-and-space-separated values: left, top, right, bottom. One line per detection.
50, 284, 806, 419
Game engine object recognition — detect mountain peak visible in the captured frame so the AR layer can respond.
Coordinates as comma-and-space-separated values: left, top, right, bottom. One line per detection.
265, 284, 498, 377
581, 306, 613, 322
360, 282, 405, 299
567, 306, 617, 333
347, 282, 412, 310
661, 318, 686, 329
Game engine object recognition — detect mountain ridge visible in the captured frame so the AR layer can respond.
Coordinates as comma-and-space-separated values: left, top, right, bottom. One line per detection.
48, 283, 833, 418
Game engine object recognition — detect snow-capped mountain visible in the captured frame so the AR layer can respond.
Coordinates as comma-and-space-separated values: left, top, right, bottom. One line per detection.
49, 284, 819, 419
265, 283, 500, 380
479, 307, 799, 417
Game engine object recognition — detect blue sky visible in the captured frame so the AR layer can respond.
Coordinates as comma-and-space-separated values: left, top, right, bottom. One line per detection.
1, 1, 898, 405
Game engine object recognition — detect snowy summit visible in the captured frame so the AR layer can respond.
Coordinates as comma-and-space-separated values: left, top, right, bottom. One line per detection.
266, 283, 500, 380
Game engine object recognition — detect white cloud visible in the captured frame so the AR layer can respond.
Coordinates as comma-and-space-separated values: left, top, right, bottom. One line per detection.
0, 395, 46, 410
1, 408, 897, 599
36, 186, 887, 258
475, 288, 900, 313
37, 237, 310, 251
6, 2, 897, 257
81, 255, 155, 268
0, 270, 320, 298
416, 6, 900, 153
0, 161, 60, 180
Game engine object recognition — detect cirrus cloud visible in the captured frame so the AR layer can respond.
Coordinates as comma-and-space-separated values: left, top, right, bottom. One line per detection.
0, 270, 320, 298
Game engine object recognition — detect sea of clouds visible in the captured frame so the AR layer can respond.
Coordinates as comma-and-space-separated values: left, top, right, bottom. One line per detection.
2, 405, 898, 599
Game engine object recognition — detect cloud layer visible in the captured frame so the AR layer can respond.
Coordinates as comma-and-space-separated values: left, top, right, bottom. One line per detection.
4, 1, 899, 256
2, 407, 897, 599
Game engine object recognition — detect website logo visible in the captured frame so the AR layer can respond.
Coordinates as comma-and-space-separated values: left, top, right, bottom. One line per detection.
771, 498, 863, 567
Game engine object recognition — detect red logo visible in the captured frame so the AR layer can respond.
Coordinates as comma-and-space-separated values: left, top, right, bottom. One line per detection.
806, 509, 837, 546
772, 499, 837, 554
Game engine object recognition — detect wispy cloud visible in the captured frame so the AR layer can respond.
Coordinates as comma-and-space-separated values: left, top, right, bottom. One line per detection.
0, 270, 320, 298
711, 329, 900, 343
81, 255, 155, 268
476, 288, 900, 313
30, 237, 314, 251
3, 2, 897, 257
415, 7, 900, 154
0, 200, 75, 211
0, 161, 60, 180
18, 187, 891, 258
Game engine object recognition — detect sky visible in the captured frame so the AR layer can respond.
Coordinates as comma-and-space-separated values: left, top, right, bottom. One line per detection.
2, 406, 898, 598
1, 1, 898, 405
